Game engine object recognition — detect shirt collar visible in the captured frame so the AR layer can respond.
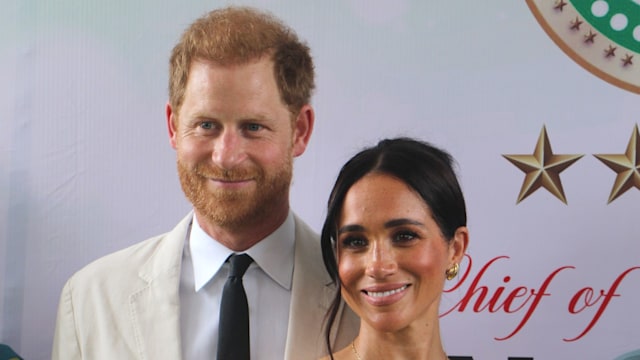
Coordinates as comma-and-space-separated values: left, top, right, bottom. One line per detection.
189, 211, 295, 292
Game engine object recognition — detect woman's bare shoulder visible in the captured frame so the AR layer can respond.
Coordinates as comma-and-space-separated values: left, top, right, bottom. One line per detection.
319, 345, 353, 360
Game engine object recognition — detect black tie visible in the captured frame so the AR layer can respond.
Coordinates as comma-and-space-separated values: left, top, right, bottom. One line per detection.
217, 254, 253, 360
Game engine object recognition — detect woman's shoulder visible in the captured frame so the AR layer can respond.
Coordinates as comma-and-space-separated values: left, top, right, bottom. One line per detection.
319, 345, 353, 360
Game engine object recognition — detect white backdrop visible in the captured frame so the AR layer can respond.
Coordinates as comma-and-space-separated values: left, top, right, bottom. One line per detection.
1, 1, 639, 359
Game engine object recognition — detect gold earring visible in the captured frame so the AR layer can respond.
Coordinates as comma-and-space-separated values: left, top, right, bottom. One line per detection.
445, 263, 459, 280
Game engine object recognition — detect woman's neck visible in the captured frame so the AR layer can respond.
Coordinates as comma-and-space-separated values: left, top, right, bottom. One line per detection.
352, 321, 447, 360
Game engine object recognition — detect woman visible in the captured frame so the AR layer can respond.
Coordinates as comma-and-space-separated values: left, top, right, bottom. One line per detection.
321, 137, 469, 360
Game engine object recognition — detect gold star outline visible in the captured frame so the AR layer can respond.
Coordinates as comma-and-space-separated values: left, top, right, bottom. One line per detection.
503, 126, 584, 204
594, 124, 640, 203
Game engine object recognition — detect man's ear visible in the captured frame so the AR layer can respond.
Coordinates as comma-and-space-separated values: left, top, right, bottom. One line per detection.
166, 102, 178, 149
291, 104, 314, 157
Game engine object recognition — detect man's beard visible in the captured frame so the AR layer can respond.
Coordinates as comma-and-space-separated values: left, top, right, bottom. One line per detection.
177, 157, 293, 230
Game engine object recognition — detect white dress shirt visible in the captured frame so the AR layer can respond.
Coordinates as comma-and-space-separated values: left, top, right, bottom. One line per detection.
179, 212, 295, 359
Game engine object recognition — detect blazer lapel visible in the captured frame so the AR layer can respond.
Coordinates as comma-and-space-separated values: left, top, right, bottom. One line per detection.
284, 216, 343, 359
129, 212, 193, 359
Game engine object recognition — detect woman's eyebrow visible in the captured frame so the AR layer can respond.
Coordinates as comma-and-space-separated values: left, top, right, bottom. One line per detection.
384, 218, 424, 228
338, 218, 424, 234
337, 224, 364, 234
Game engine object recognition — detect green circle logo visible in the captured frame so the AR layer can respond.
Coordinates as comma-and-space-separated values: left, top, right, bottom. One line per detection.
573, 0, 640, 53
527, 0, 640, 93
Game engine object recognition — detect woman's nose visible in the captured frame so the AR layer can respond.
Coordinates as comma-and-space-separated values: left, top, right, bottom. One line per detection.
364, 242, 397, 278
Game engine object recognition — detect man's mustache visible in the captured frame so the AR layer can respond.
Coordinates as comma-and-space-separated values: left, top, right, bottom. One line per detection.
195, 165, 260, 181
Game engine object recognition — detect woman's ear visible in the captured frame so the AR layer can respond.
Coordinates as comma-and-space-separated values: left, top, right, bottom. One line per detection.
448, 226, 469, 265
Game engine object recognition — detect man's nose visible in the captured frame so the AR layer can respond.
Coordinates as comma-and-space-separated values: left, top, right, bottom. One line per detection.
212, 130, 248, 169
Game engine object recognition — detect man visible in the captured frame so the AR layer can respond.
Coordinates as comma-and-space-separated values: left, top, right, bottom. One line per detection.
52, 6, 358, 359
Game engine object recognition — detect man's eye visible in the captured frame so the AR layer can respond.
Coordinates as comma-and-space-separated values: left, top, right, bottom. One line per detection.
200, 122, 214, 130
245, 123, 263, 132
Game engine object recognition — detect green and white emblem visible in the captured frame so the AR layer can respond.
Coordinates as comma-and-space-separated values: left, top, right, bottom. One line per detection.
527, 0, 640, 93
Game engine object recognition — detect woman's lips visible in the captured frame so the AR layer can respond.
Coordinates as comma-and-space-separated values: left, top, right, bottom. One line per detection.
361, 284, 410, 306
365, 285, 408, 298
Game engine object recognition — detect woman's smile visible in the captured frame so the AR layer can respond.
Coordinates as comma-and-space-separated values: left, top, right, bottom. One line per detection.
362, 284, 410, 306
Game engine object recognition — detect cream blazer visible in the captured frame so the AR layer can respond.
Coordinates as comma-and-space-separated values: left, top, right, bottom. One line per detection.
52, 212, 359, 359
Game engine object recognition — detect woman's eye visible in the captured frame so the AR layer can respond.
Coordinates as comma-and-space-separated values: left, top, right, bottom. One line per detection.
393, 231, 417, 243
341, 236, 367, 249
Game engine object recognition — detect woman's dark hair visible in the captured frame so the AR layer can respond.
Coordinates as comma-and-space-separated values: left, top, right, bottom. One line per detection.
321, 137, 467, 357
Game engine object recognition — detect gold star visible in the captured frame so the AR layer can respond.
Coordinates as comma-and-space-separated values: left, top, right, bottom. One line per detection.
594, 124, 640, 203
503, 126, 584, 204
604, 45, 617, 58
554, 0, 568, 11
622, 54, 634, 67
570, 17, 583, 31
584, 30, 597, 43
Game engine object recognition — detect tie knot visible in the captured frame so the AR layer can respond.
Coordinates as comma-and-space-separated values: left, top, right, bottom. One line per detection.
228, 254, 253, 278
